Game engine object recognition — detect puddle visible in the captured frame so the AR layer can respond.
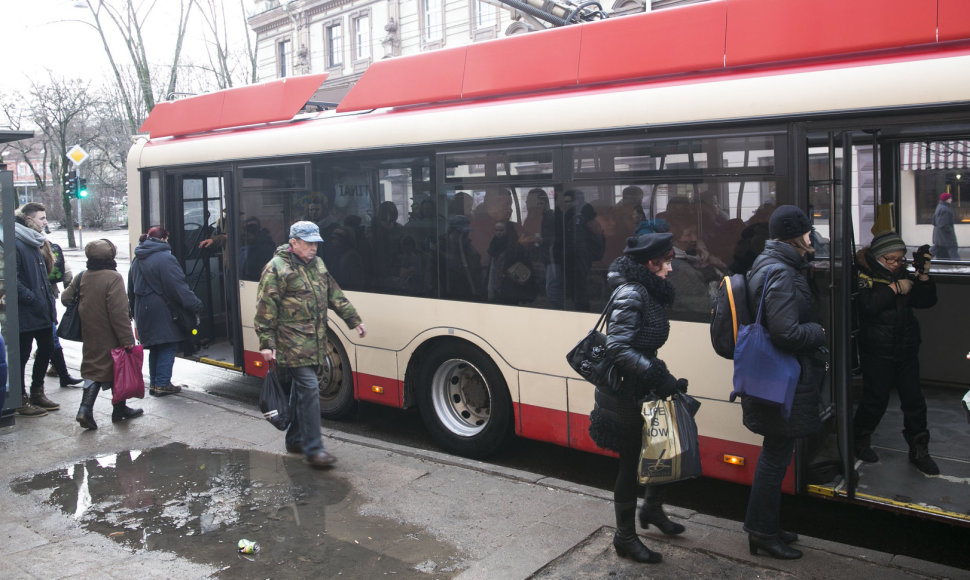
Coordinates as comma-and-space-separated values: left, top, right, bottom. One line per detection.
11, 443, 465, 578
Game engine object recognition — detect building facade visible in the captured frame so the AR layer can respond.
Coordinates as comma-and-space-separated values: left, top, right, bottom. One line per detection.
248, 0, 695, 103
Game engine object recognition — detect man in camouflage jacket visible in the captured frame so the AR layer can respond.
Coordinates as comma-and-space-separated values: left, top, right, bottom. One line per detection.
255, 221, 366, 469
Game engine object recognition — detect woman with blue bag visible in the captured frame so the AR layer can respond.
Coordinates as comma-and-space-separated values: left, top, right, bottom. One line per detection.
741, 205, 827, 560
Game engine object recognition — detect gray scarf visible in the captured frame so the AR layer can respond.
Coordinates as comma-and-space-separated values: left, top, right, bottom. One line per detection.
15, 221, 45, 248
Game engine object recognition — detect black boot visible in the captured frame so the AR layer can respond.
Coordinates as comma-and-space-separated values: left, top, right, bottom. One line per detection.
112, 402, 144, 423
748, 532, 802, 559
639, 502, 685, 535
905, 431, 940, 475
76, 383, 100, 430
50, 348, 83, 388
613, 501, 662, 564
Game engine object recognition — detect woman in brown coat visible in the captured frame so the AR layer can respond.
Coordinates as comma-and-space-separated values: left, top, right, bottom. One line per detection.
61, 239, 141, 429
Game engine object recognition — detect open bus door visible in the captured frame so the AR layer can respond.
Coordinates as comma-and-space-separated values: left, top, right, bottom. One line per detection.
171, 170, 242, 370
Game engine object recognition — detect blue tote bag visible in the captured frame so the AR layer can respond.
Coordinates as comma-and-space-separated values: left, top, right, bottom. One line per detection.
730, 269, 800, 419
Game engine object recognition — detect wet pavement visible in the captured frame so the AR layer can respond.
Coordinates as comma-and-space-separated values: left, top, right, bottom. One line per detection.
11, 444, 463, 578
3, 329, 968, 578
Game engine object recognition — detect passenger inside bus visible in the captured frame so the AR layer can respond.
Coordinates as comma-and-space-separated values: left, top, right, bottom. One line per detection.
486, 220, 537, 305
663, 201, 726, 319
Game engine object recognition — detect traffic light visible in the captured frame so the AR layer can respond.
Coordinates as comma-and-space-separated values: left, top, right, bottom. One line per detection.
63, 171, 77, 198
77, 178, 89, 198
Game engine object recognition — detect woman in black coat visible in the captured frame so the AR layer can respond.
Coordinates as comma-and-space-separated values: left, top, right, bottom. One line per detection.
741, 205, 827, 560
128, 227, 203, 396
588, 233, 687, 564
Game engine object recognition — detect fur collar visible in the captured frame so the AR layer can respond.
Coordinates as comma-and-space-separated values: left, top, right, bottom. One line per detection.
607, 255, 675, 306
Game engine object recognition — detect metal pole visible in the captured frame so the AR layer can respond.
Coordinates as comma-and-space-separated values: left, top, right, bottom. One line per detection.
76, 170, 83, 248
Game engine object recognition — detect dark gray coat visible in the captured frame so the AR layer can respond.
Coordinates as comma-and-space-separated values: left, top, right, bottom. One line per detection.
129, 238, 203, 347
16, 236, 56, 333
741, 241, 827, 438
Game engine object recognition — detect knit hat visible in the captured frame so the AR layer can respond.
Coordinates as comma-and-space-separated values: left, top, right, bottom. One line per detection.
870, 232, 906, 257
940, 192, 952, 202
623, 232, 674, 262
768, 205, 812, 240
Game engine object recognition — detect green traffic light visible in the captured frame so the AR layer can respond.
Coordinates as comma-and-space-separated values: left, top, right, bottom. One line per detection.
78, 178, 89, 198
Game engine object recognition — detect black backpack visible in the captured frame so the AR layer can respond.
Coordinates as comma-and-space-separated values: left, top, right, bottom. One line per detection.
710, 273, 752, 359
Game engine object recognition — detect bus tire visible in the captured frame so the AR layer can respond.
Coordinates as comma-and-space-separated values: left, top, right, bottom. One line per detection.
417, 342, 513, 459
318, 331, 356, 419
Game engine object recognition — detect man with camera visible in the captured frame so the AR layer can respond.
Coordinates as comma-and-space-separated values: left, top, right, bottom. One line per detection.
853, 232, 939, 475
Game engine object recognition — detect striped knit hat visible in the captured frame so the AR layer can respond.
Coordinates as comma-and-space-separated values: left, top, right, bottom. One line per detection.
870, 232, 906, 257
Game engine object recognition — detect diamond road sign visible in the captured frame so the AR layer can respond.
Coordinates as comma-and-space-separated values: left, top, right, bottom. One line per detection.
67, 144, 88, 166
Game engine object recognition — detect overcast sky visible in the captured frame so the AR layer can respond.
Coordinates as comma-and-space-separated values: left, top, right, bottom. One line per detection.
2, 0, 257, 94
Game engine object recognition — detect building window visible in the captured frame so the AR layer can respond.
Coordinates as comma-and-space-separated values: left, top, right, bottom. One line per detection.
422, 0, 443, 47
476, 1, 497, 28
354, 15, 370, 61
278, 39, 291, 78
327, 23, 343, 68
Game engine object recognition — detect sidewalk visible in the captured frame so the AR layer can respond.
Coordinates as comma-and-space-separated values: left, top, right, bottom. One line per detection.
2, 379, 966, 579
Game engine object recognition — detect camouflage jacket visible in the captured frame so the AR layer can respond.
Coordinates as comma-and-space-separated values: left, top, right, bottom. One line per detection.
255, 244, 362, 367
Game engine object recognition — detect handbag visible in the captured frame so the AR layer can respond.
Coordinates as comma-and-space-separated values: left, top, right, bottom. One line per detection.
111, 345, 146, 404
167, 301, 199, 337
638, 393, 703, 485
56, 271, 84, 342
258, 363, 291, 431
565, 284, 629, 392
730, 268, 800, 419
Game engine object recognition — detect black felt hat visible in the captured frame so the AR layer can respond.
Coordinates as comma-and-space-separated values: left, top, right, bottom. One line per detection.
623, 233, 674, 262
768, 205, 812, 240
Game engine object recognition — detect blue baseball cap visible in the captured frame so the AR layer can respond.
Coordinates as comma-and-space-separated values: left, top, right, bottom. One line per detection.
289, 221, 323, 242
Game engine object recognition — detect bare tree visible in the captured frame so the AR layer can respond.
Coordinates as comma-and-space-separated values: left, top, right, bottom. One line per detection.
78, 0, 196, 134
196, 0, 258, 89
28, 74, 100, 249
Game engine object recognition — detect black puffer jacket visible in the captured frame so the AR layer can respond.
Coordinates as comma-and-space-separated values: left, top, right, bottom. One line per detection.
588, 256, 680, 454
854, 248, 936, 358
741, 240, 827, 438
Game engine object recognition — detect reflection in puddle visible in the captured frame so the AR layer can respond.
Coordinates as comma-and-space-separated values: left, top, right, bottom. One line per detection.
12, 443, 464, 578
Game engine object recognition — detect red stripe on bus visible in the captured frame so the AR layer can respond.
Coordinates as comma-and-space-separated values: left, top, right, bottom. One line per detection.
354, 372, 404, 407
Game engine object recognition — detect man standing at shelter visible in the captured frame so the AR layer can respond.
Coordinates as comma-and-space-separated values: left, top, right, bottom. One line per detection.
931, 192, 959, 260
255, 221, 366, 468
14, 203, 59, 417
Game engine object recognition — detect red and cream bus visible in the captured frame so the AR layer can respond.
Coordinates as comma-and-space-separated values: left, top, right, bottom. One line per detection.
128, 0, 970, 524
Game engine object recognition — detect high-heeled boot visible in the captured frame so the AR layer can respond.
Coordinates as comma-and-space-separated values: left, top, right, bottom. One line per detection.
50, 347, 83, 388
639, 501, 685, 535
613, 501, 662, 564
748, 532, 802, 559
76, 382, 101, 430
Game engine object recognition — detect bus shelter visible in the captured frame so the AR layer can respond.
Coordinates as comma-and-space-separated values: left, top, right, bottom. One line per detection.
1, 129, 35, 426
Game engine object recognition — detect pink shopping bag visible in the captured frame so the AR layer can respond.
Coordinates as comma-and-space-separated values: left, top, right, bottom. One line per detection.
111, 345, 146, 404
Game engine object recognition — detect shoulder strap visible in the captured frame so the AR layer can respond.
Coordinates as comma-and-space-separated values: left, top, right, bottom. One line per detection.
754, 265, 781, 325
595, 282, 636, 332
71, 271, 83, 304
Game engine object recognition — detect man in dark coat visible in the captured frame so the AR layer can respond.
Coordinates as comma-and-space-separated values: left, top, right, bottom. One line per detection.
14, 203, 58, 417
853, 232, 939, 475
931, 192, 959, 259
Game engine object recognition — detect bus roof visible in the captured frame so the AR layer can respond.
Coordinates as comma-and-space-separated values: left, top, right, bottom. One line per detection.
138, 0, 970, 140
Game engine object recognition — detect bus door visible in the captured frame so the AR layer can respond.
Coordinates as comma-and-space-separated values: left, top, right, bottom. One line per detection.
174, 170, 240, 369
802, 130, 858, 498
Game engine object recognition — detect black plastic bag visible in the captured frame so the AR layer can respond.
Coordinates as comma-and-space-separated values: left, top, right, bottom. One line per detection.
258, 366, 290, 431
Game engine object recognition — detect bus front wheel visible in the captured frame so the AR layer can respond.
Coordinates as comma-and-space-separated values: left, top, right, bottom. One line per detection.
417, 342, 513, 459
318, 331, 356, 419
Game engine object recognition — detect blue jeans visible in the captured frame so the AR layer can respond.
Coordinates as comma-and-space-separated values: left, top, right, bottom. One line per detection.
148, 342, 179, 387
743, 434, 795, 537
284, 366, 324, 458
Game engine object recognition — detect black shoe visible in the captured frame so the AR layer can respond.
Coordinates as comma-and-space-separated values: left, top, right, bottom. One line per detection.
639, 504, 685, 535
779, 530, 798, 544
906, 431, 940, 476
60, 376, 84, 388
748, 534, 802, 559
305, 451, 337, 469
613, 532, 663, 563
855, 446, 879, 463
112, 404, 144, 423
286, 444, 303, 454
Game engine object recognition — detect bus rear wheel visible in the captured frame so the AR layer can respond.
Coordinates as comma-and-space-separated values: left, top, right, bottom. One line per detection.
318, 331, 356, 419
417, 342, 513, 459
